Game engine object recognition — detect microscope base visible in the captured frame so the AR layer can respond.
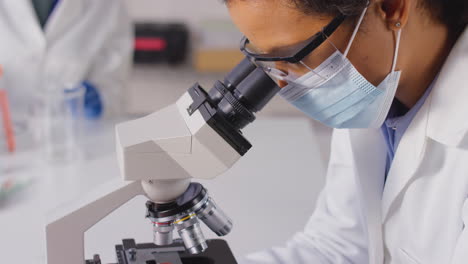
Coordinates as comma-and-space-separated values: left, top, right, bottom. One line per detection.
86, 239, 237, 264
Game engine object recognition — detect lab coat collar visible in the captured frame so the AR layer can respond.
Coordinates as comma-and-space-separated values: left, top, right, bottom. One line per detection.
349, 92, 432, 261
348, 98, 430, 261
426, 27, 468, 148
0, 0, 83, 46
381, 93, 430, 220
381, 26, 468, 220
45, 0, 83, 43
1, 0, 45, 46
343, 27, 467, 263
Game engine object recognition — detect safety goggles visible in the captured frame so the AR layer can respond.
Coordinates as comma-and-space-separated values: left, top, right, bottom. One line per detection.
240, 13, 347, 86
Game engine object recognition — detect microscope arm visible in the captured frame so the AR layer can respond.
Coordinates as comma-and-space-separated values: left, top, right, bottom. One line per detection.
46, 180, 145, 264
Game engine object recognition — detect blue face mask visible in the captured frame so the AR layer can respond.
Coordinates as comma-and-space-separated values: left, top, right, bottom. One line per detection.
279, 7, 402, 129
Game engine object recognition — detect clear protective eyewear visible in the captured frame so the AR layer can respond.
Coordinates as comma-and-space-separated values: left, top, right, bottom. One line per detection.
240, 13, 347, 86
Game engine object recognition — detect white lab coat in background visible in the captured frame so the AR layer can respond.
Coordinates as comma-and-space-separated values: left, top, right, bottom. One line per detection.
0, 0, 133, 116
242, 27, 468, 264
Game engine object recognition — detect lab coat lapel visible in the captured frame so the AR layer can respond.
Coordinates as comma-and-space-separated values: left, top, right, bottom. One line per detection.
45, 0, 83, 43
0, 0, 45, 46
381, 76, 431, 221
382, 27, 468, 220
426, 28, 468, 148
349, 129, 386, 264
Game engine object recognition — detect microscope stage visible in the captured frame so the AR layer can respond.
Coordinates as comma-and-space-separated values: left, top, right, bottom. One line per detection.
86, 239, 237, 264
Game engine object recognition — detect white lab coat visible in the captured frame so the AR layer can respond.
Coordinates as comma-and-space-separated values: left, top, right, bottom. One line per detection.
0, 0, 133, 116
242, 26, 468, 264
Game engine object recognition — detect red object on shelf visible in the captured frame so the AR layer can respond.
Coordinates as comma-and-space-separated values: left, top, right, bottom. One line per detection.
134, 37, 168, 51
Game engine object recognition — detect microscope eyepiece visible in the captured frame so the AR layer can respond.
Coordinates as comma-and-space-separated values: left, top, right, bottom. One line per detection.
208, 57, 257, 106
187, 56, 280, 155
208, 57, 280, 130
223, 57, 257, 89
234, 67, 280, 112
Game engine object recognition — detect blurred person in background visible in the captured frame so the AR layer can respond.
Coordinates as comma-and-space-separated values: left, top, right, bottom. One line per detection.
0, 0, 133, 120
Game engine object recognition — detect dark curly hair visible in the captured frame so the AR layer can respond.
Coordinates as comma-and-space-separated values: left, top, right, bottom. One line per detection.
224, 0, 468, 33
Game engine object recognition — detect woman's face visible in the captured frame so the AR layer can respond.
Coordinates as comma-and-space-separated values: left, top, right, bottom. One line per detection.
227, 0, 399, 87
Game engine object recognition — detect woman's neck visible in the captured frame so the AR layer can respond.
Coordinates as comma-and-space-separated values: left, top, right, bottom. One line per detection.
395, 23, 457, 108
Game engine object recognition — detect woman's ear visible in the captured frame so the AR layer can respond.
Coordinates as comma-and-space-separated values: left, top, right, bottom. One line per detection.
375, 0, 412, 30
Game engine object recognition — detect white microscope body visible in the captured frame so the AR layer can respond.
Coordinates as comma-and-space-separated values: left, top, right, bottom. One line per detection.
116, 92, 241, 203
45, 58, 279, 264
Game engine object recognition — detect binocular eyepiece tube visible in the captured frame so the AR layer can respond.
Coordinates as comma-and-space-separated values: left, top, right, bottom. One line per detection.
207, 57, 280, 130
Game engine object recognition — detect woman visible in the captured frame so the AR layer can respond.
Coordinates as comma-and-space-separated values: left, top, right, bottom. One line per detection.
224, 0, 468, 263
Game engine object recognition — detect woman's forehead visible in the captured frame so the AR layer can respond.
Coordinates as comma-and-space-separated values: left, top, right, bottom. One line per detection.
228, 0, 332, 53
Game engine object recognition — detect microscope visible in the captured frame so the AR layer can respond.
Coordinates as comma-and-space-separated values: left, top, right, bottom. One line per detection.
45, 57, 279, 264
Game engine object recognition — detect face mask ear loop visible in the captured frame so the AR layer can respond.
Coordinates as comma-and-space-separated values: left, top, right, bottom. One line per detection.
343, 7, 368, 57
391, 29, 402, 72
299, 61, 327, 80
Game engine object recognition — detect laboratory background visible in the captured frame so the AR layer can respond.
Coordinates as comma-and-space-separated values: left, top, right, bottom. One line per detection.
0, 0, 332, 263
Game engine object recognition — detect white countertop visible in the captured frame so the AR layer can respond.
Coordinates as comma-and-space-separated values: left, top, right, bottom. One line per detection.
0, 117, 326, 263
